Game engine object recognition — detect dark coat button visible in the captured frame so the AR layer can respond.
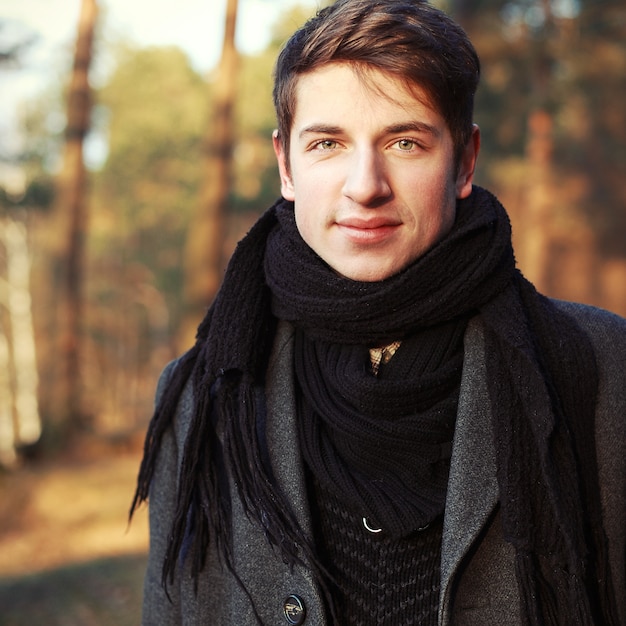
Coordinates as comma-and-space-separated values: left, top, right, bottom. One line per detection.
283, 594, 306, 625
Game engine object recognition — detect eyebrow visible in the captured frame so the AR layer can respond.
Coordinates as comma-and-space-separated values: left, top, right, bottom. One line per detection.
385, 121, 441, 137
298, 121, 441, 140
298, 124, 343, 139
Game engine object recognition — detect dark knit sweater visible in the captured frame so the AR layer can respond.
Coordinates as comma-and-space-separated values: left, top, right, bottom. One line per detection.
310, 475, 442, 625
302, 339, 447, 625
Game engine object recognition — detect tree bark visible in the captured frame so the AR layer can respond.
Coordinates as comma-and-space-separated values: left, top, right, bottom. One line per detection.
0, 326, 15, 466
0, 217, 41, 464
522, 109, 553, 291
181, 0, 239, 350
56, 0, 98, 427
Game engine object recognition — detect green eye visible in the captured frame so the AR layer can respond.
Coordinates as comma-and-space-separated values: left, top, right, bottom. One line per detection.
317, 140, 337, 150
397, 139, 416, 151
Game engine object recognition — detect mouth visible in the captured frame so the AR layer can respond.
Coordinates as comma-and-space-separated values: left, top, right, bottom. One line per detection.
335, 217, 402, 244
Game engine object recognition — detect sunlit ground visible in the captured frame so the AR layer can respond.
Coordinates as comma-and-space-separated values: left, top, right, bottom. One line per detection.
0, 445, 148, 624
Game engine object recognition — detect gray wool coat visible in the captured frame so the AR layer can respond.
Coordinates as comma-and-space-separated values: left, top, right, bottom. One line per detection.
142, 301, 626, 625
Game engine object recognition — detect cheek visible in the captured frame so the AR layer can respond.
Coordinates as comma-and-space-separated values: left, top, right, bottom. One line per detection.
429, 188, 456, 236
292, 178, 330, 246
293, 205, 315, 248
431, 169, 458, 219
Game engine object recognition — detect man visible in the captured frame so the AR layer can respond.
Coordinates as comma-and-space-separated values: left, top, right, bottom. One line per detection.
132, 1, 626, 624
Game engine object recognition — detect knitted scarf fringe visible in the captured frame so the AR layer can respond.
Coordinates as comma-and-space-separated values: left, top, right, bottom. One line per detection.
131, 204, 338, 622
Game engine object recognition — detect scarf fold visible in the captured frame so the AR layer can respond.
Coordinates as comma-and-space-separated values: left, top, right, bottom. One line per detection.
132, 186, 618, 625
294, 316, 466, 539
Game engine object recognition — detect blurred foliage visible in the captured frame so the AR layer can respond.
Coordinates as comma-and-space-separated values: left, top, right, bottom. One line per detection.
94, 44, 207, 321
0, 179, 55, 213
461, 0, 626, 256
0, 0, 625, 438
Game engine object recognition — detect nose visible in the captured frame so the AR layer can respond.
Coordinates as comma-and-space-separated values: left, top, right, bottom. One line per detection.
341, 148, 392, 207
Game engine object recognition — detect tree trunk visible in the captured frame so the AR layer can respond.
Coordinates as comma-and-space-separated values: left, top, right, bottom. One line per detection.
520, 3, 556, 293
56, 0, 98, 427
181, 0, 239, 350
0, 217, 42, 465
0, 328, 15, 466
522, 108, 553, 291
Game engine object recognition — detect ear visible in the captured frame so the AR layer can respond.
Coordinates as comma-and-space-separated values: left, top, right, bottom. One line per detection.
455, 124, 481, 199
273, 130, 295, 201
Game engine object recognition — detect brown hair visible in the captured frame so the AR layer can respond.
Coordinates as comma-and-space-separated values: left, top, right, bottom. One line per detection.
273, 0, 480, 167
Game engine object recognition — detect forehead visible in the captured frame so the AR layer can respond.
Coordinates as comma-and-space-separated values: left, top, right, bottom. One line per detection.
290, 62, 441, 133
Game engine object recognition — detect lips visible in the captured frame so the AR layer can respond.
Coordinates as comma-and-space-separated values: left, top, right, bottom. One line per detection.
335, 216, 402, 244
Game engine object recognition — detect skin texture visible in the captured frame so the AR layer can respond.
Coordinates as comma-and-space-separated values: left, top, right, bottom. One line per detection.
273, 62, 481, 282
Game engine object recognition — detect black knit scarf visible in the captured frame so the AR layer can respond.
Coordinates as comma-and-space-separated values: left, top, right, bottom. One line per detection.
132, 186, 618, 625
294, 319, 465, 539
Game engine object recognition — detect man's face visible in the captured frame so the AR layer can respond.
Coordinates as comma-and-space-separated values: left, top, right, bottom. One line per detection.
273, 62, 479, 282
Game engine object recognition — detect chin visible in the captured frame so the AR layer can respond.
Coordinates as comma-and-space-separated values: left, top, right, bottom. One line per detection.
325, 250, 410, 282
336, 265, 398, 283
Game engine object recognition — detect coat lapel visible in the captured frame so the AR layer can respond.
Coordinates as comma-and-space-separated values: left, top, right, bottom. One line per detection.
262, 321, 329, 623
439, 318, 500, 623
265, 321, 316, 537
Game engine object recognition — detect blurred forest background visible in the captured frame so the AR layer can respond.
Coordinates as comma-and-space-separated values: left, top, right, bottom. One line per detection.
0, 0, 626, 463
0, 0, 625, 622
2, 0, 625, 464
